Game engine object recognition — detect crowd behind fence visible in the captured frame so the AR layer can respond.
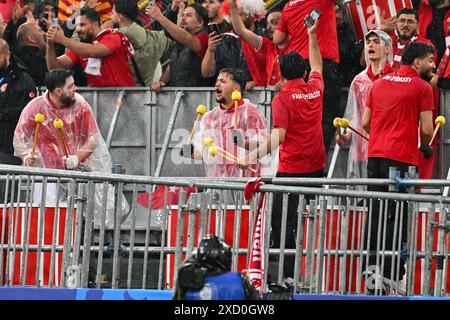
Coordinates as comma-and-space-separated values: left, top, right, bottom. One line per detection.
0, 164, 449, 297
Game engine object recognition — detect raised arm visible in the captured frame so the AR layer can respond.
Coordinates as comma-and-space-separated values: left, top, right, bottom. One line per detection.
230, 0, 260, 49
201, 33, 221, 78
146, 5, 202, 53
47, 26, 111, 58
46, 37, 74, 70
307, 19, 322, 75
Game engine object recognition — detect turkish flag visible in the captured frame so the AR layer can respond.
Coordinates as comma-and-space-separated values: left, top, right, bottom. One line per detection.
346, 0, 413, 40
136, 185, 196, 209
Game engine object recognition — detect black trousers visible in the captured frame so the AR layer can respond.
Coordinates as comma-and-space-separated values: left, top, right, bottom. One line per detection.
270, 169, 324, 279
363, 157, 414, 280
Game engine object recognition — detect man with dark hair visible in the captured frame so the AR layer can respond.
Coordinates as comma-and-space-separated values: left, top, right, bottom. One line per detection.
111, 0, 173, 86
272, 0, 340, 155
14, 68, 111, 171
361, 42, 435, 294
386, 7, 436, 70
13, 68, 128, 227
45, 7, 136, 87
238, 19, 324, 285
146, 3, 211, 89
182, 67, 270, 178
0, 37, 36, 201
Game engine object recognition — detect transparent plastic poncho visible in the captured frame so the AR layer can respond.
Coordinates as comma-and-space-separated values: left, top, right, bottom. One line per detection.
13, 91, 129, 228
343, 30, 393, 187
193, 99, 274, 177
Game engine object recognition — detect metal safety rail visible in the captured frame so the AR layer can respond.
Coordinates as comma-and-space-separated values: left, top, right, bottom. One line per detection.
0, 164, 449, 297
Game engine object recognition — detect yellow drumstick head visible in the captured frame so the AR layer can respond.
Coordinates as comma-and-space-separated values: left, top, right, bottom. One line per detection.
333, 117, 341, 128
203, 137, 214, 147
339, 118, 350, 128
435, 116, 445, 126
35, 113, 45, 123
208, 146, 217, 156
138, 0, 149, 10
53, 118, 64, 129
231, 90, 241, 101
196, 104, 207, 115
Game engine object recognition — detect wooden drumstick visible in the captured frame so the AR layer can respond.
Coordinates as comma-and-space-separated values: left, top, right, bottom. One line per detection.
429, 116, 445, 146
32, 113, 45, 156
188, 104, 207, 144
53, 119, 69, 157
339, 117, 369, 141
208, 146, 257, 173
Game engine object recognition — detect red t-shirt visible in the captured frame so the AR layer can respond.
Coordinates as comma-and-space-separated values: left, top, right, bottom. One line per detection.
366, 65, 434, 166
276, 0, 339, 62
66, 31, 136, 87
240, 38, 267, 86
272, 71, 325, 173
195, 32, 209, 59
258, 36, 288, 86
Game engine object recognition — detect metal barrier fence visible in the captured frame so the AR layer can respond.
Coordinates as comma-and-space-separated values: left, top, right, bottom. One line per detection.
34, 87, 450, 180
1, 164, 449, 297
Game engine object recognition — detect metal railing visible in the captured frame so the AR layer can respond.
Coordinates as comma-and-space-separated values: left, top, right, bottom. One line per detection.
1, 164, 449, 297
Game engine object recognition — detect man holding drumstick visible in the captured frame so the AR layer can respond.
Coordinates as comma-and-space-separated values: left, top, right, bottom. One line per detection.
13, 69, 110, 172
181, 67, 271, 178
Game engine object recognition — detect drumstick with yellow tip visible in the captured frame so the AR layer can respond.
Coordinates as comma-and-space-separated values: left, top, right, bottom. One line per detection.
232, 90, 241, 129
53, 118, 69, 157
338, 117, 368, 141
333, 117, 342, 128
208, 146, 257, 173
429, 116, 445, 146
188, 104, 207, 144
32, 113, 45, 156
203, 137, 236, 160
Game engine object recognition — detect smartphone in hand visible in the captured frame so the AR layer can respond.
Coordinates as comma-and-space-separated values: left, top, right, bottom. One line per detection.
208, 22, 222, 38
304, 8, 321, 28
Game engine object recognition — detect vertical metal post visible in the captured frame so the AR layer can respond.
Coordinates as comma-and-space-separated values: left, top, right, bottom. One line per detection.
154, 90, 184, 178
173, 190, 186, 288
111, 181, 124, 289
315, 197, 327, 294
81, 181, 95, 288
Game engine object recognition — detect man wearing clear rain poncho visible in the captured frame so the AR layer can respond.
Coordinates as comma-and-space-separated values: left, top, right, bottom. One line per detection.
13, 69, 129, 228
336, 30, 394, 187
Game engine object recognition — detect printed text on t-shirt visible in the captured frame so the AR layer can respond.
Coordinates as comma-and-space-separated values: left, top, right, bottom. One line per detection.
382, 75, 412, 83
291, 91, 321, 100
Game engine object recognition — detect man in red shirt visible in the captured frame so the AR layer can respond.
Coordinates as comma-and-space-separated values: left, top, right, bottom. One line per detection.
228, 0, 286, 86
387, 7, 436, 70
362, 42, 435, 294
272, 0, 340, 155
46, 7, 135, 87
336, 30, 394, 186
238, 20, 324, 283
